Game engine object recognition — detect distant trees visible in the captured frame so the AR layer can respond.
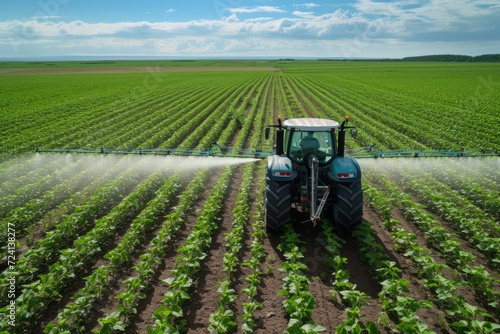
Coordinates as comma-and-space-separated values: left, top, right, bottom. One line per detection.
316, 54, 500, 62
402, 54, 500, 62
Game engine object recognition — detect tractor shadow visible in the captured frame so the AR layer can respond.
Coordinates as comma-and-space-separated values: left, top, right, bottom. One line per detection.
266, 213, 401, 299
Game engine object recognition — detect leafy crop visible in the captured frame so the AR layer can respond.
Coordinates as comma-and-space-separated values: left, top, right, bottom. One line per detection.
0, 61, 499, 333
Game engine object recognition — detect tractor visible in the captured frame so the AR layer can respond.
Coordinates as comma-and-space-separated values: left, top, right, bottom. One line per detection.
38, 115, 495, 231
265, 116, 362, 231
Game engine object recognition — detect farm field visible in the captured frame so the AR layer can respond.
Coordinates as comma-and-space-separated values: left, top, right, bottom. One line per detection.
0, 60, 499, 333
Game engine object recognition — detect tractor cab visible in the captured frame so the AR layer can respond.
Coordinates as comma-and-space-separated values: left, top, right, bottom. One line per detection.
279, 118, 340, 164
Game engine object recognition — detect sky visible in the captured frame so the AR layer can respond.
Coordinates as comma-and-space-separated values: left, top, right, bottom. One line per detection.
1, 0, 499, 59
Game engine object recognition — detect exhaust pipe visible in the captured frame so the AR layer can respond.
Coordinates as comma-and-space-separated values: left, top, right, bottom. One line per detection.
338, 116, 349, 157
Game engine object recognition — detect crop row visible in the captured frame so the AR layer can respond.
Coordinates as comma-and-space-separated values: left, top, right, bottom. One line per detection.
285, 72, 498, 151
0, 72, 269, 156
364, 183, 500, 332
148, 165, 233, 333
207, 163, 254, 333
0, 156, 135, 251
316, 225, 377, 333
285, 74, 426, 150
1, 168, 184, 331
85, 169, 209, 334
148, 74, 270, 333
0, 160, 148, 299
239, 165, 267, 333
277, 224, 325, 332
363, 163, 500, 323
1, 70, 274, 332
361, 158, 500, 264
47, 72, 269, 333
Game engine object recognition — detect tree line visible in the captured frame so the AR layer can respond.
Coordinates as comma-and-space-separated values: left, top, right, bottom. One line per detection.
401, 54, 500, 62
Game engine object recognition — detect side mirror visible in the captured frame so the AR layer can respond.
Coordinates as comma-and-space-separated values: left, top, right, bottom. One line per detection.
350, 128, 358, 140
265, 127, 271, 140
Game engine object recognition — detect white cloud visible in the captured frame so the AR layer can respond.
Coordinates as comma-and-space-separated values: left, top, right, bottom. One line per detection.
165, 9, 176, 14
244, 17, 274, 23
222, 14, 239, 22
29, 15, 64, 20
292, 11, 315, 18
1, 0, 498, 58
354, 0, 500, 34
293, 3, 321, 9
228, 6, 286, 14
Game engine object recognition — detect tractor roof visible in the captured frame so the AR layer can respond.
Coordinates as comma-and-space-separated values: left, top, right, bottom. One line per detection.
282, 118, 340, 131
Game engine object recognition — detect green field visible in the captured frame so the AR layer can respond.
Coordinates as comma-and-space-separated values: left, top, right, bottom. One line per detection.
1, 61, 498, 156
0, 61, 499, 333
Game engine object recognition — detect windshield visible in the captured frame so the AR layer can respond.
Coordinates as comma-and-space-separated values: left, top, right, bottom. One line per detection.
288, 130, 335, 164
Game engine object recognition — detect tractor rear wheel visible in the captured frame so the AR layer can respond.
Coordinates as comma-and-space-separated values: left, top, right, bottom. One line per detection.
334, 180, 363, 230
265, 176, 291, 231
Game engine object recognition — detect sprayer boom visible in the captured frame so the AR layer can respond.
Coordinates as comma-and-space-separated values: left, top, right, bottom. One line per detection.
35, 143, 272, 159
36, 144, 498, 159
346, 145, 499, 158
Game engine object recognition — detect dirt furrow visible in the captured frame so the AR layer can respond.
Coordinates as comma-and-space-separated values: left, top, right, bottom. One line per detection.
131, 168, 225, 333
253, 231, 289, 333
182, 165, 245, 333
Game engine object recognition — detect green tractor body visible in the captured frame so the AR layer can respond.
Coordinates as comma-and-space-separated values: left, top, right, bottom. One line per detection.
265, 117, 363, 231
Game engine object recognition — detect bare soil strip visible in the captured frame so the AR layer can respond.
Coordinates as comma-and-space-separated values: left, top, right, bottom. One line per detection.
181, 165, 245, 333
131, 169, 225, 333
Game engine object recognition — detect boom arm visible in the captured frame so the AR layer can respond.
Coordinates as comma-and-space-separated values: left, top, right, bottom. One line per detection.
35, 144, 498, 159
345, 145, 499, 158
36, 142, 272, 159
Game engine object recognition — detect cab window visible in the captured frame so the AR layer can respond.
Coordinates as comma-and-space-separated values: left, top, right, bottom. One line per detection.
288, 130, 335, 163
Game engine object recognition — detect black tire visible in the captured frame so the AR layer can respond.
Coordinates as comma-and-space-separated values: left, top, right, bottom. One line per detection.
265, 176, 291, 231
334, 180, 363, 230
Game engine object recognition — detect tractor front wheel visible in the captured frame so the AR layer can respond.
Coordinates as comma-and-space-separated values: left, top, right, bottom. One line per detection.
265, 176, 291, 231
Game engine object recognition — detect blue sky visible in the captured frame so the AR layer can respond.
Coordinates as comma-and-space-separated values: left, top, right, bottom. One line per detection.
1, 0, 499, 59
